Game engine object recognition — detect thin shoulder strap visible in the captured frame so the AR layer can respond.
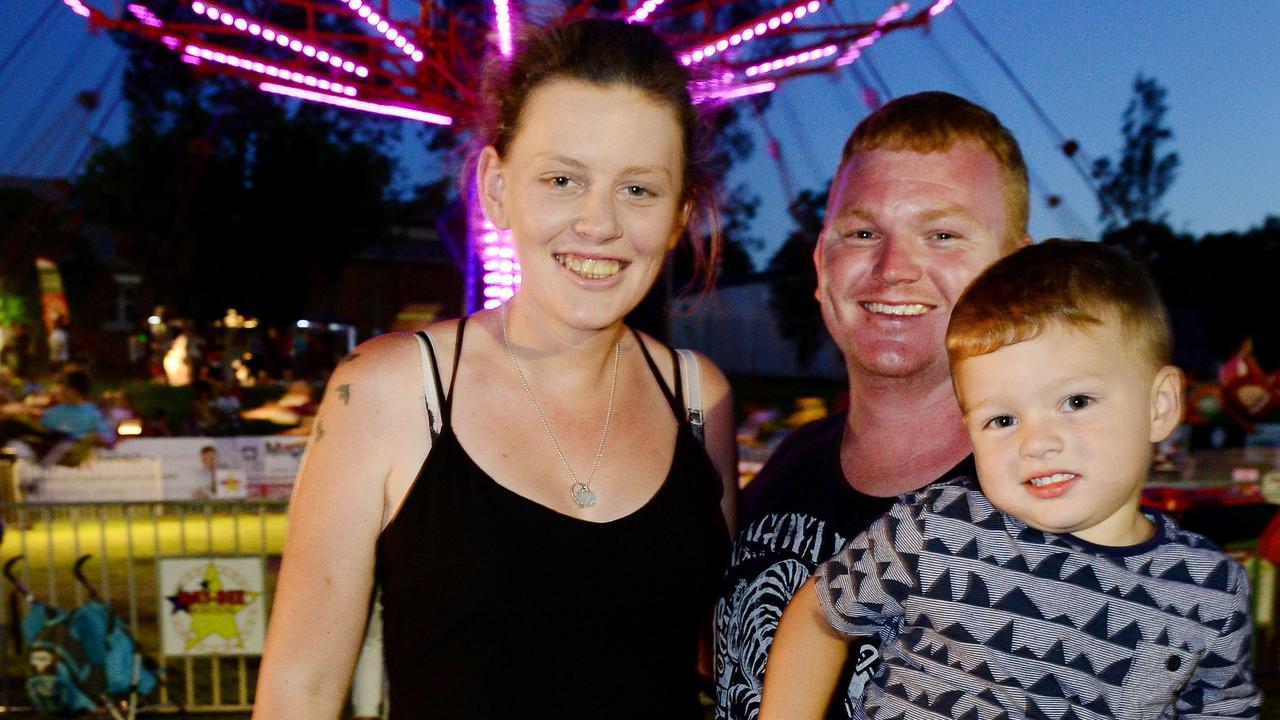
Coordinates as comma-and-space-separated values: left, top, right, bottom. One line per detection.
631, 329, 683, 419
412, 331, 444, 438
674, 348, 705, 444
443, 316, 468, 421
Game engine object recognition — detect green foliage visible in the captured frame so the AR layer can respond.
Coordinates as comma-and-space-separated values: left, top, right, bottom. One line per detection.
123, 381, 194, 428
767, 186, 828, 368
1092, 75, 1180, 229
0, 293, 27, 326
1102, 215, 1280, 373
70, 2, 401, 326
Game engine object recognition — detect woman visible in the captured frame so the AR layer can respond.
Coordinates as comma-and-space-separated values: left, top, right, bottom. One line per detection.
253, 18, 737, 719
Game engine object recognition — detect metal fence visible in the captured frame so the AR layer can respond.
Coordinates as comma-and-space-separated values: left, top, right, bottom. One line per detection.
1, 498, 288, 714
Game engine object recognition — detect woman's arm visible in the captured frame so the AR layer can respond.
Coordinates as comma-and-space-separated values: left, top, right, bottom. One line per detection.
253, 335, 425, 719
759, 576, 849, 720
694, 352, 738, 534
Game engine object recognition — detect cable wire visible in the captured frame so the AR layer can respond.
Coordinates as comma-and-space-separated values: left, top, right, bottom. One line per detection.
0, 0, 60, 81
950, 3, 1115, 222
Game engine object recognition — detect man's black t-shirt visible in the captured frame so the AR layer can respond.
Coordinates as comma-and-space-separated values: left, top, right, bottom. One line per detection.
713, 412, 975, 720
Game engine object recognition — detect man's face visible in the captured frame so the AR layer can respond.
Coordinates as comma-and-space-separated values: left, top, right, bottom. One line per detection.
815, 141, 1023, 383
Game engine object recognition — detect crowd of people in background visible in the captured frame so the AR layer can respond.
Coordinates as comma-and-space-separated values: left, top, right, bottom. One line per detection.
0, 314, 354, 462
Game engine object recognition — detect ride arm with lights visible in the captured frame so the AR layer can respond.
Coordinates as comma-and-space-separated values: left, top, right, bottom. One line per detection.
252, 334, 427, 720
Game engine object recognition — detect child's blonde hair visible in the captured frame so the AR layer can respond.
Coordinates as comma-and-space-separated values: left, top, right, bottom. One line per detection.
946, 239, 1172, 369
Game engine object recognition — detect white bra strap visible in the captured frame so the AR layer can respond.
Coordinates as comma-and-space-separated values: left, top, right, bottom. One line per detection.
413, 332, 444, 438
675, 348, 704, 443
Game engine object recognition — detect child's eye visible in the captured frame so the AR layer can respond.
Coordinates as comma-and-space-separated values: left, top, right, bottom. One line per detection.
1061, 395, 1094, 412
983, 415, 1017, 430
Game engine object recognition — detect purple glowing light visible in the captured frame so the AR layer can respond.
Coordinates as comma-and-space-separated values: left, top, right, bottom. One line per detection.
682, 0, 828, 66
189, 1, 369, 78
929, 0, 954, 16
494, 0, 514, 58
186, 43, 355, 96
127, 3, 164, 27
837, 2, 910, 66
743, 44, 840, 77
876, 1, 910, 26
626, 0, 666, 24
258, 82, 453, 125
343, 0, 421, 63
693, 80, 776, 104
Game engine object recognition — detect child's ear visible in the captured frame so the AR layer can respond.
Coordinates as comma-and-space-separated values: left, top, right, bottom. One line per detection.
1149, 365, 1184, 443
477, 146, 509, 230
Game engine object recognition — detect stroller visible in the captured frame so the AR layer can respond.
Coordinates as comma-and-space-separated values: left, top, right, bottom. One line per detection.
4, 555, 160, 719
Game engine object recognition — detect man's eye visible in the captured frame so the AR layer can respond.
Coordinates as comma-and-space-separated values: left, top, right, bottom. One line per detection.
1062, 395, 1093, 412
933, 232, 955, 241
984, 415, 1017, 429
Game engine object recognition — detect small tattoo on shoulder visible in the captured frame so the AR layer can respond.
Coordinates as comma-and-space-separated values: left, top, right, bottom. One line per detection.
315, 420, 325, 441
337, 384, 351, 405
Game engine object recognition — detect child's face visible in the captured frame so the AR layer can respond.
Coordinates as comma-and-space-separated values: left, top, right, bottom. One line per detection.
954, 319, 1182, 546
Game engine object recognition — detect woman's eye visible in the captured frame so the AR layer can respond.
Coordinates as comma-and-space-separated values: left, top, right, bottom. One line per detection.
549, 176, 572, 188
1062, 395, 1093, 412
624, 185, 650, 197
984, 415, 1017, 429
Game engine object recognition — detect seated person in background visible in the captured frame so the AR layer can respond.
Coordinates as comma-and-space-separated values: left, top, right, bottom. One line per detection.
41, 368, 116, 447
761, 240, 1261, 720
0, 367, 115, 466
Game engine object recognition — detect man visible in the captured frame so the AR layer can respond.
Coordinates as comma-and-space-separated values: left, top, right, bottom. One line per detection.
714, 92, 1032, 720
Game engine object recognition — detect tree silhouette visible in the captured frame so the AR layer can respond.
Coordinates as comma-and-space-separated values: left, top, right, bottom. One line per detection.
767, 186, 827, 368
1092, 75, 1180, 229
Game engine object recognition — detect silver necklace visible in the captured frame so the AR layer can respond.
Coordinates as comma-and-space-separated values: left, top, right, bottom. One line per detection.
501, 304, 620, 509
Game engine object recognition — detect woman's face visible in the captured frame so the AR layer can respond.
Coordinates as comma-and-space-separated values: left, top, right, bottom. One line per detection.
479, 79, 688, 332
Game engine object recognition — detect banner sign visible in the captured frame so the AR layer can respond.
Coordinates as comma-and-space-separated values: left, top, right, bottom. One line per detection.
100, 435, 305, 500
157, 556, 267, 656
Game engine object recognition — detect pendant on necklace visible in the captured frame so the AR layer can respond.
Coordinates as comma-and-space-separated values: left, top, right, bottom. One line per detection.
571, 482, 598, 509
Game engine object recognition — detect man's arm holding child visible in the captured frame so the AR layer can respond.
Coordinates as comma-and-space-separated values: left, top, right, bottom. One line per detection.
760, 576, 849, 720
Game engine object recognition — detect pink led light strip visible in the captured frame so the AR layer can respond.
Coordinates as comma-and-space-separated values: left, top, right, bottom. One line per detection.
626, 0, 666, 24
127, 3, 163, 27
189, 1, 369, 78
478, 219, 520, 309
341, 0, 424, 63
680, 0, 823, 66
493, 0, 514, 57
185, 43, 357, 96
835, 2, 912, 66
696, 80, 777, 103
63, 0, 91, 18
258, 82, 453, 125
744, 43, 838, 77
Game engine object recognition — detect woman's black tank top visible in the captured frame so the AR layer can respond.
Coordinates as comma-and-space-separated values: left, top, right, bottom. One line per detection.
375, 318, 730, 718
